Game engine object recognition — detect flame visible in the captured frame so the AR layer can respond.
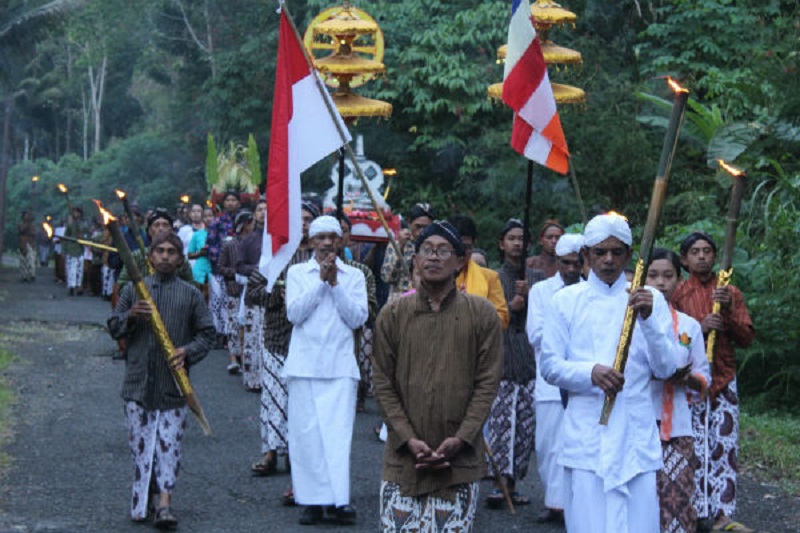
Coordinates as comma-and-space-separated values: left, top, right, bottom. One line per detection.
383, 168, 398, 177
666, 76, 689, 94
717, 159, 745, 178
606, 210, 628, 222
115, 189, 126, 199
57, 183, 68, 193
180, 195, 190, 204
42, 222, 53, 238
205, 199, 213, 208
93, 199, 117, 225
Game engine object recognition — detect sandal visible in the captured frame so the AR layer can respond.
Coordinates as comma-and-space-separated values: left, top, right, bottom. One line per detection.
510, 491, 531, 506
711, 518, 755, 532
153, 506, 178, 530
251, 455, 277, 476
281, 486, 296, 506
485, 488, 504, 509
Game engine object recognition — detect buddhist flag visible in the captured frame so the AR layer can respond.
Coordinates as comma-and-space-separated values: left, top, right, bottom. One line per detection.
260, 11, 351, 290
502, 0, 569, 174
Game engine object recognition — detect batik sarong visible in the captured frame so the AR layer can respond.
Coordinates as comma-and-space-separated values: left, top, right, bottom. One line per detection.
658, 436, 698, 533
124, 402, 188, 521
693, 379, 739, 521
357, 327, 374, 397
101, 264, 115, 297
260, 347, 288, 455
379, 480, 479, 532
224, 295, 241, 358
208, 274, 227, 334
19, 243, 36, 281
240, 304, 263, 391
485, 379, 536, 480
65, 255, 83, 289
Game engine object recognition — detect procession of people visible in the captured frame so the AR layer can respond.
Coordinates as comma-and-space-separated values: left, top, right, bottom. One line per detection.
3, 184, 748, 533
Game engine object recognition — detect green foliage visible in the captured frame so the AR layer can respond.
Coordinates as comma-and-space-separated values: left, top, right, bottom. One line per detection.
740, 407, 800, 495
206, 133, 218, 188
246, 134, 262, 187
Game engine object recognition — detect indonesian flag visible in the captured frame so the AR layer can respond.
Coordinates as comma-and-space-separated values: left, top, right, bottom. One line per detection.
502, 0, 569, 174
260, 11, 351, 290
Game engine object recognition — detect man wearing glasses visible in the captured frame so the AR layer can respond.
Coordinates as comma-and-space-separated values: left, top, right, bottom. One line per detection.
373, 221, 503, 532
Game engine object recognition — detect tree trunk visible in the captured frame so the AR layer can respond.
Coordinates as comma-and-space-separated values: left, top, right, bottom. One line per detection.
0, 96, 13, 263
81, 89, 88, 160
88, 55, 107, 154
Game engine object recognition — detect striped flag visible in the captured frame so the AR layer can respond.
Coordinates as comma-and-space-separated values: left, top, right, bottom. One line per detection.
260, 11, 351, 290
503, 0, 570, 174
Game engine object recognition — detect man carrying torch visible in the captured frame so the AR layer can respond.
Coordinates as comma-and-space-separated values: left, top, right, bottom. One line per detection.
108, 232, 216, 528
539, 213, 677, 532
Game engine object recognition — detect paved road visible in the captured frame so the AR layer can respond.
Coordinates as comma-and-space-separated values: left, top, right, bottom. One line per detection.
0, 264, 796, 532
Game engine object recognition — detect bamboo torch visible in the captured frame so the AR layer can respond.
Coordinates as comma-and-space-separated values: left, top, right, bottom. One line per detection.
94, 200, 212, 436
115, 189, 153, 274
57, 183, 74, 212
599, 77, 690, 425
43, 222, 117, 252
705, 159, 746, 362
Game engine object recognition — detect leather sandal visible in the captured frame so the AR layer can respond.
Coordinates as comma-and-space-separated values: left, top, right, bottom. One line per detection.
153, 506, 178, 530
251, 454, 277, 476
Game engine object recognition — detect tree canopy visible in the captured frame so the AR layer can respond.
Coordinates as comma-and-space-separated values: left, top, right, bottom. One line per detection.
1, 0, 798, 406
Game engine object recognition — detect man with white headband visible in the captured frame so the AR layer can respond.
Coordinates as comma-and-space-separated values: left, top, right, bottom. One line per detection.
284, 214, 368, 526
540, 213, 677, 533
526, 232, 585, 524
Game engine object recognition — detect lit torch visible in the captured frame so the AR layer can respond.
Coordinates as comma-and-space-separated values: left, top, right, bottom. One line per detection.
180, 195, 190, 204
706, 160, 746, 362
600, 77, 690, 425
57, 183, 75, 212
95, 200, 212, 436
43, 221, 117, 253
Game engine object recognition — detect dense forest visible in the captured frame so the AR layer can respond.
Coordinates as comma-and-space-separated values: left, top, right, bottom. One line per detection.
1, 0, 798, 405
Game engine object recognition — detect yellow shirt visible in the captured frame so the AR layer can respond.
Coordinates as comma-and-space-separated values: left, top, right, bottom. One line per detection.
456, 260, 510, 329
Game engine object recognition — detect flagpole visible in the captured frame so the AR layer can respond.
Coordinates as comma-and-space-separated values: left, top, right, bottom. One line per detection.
279, 1, 406, 266
522, 160, 533, 280
568, 161, 588, 224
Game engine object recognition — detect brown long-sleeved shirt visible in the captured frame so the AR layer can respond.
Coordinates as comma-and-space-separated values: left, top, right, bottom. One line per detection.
372, 284, 503, 498
672, 273, 754, 398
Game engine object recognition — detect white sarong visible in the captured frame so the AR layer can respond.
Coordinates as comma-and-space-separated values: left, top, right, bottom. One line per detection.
287, 377, 357, 506
564, 468, 659, 533
535, 400, 565, 510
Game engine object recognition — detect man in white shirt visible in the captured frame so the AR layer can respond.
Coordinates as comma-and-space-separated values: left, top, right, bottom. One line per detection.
540, 213, 677, 533
526, 233, 585, 524
284, 215, 368, 526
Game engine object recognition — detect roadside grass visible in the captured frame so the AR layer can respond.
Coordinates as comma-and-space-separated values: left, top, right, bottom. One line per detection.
0, 344, 14, 471
740, 405, 800, 496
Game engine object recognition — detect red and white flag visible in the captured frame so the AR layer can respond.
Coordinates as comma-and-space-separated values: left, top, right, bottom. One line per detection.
260, 11, 350, 290
502, 0, 569, 174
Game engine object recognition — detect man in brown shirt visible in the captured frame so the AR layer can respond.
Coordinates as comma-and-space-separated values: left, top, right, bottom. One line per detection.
373, 221, 503, 532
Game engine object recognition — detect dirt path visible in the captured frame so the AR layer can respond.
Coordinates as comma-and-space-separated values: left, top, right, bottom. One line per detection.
0, 265, 796, 532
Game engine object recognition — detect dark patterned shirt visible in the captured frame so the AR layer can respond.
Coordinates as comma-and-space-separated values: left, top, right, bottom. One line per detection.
206, 211, 236, 269
497, 262, 546, 382
108, 273, 216, 411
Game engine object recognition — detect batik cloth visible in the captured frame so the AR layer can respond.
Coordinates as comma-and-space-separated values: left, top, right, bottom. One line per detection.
65, 255, 84, 289
101, 264, 115, 297
240, 304, 263, 390
485, 379, 536, 480
19, 243, 36, 281
208, 273, 227, 333
693, 379, 739, 522
658, 436, 698, 533
224, 295, 242, 358
124, 402, 187, 521
260, 347, 288, 455
357, 327, 374, 397
379, 480, 479, 532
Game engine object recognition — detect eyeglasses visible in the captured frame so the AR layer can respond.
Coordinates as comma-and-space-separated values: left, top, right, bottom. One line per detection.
418, 246, 455, 259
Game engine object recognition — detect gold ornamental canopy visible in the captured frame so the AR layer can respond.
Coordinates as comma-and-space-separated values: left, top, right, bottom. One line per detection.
488, 0, 585, 106
304, 2, 392, 122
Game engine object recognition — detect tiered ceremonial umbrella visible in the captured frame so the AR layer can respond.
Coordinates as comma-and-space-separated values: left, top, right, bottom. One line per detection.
304, 2, 392, 214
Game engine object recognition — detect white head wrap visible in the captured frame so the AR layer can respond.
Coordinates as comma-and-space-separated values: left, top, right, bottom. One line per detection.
308, 215, 342, 239
583, 214, 633, 247
555, 234, 584, 257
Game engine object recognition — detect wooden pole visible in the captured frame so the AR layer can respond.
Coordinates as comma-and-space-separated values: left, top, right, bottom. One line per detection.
599, 81, 689, 425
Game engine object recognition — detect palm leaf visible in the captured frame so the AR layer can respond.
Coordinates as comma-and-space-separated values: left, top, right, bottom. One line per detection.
246, 134, 262, 186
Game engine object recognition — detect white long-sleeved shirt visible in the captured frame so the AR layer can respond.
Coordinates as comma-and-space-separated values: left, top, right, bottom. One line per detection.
650, 308, 711, 439
527, 272, 585, 402
284, 257, 368, 380
540, 271, 677, 491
